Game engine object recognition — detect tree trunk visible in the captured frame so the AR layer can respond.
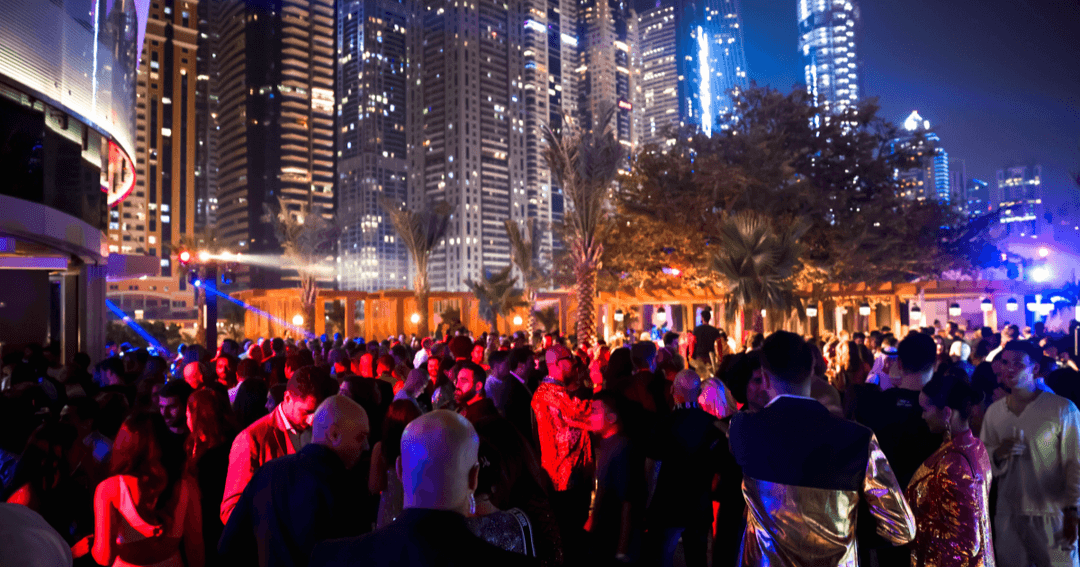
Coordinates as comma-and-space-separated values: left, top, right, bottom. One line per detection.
575, 262, 597, 347
526, 287, 538, 337
300, 274, 318, 336
415, 269, 430, 338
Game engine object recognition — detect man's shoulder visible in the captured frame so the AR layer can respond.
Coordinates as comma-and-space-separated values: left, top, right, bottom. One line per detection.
1039, 391, 1080, 416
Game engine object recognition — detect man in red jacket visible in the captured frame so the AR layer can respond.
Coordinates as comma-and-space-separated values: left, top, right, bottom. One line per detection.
220, 366, 330, 523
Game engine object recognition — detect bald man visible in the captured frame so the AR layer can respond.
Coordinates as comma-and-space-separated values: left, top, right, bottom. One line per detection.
311, 410, 536, 567
219, 396, 370, 567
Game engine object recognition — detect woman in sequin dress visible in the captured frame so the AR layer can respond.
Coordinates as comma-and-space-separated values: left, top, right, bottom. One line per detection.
907, 373, 995, 566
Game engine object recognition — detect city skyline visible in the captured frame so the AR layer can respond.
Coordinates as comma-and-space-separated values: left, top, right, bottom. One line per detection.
732, 0, 1080, 204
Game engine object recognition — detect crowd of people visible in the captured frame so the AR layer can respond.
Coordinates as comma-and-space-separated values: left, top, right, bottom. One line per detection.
2, 309, 1080, 567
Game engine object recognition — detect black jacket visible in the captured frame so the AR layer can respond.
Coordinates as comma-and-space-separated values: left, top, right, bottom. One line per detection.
310, 508, 536, 567
218, 444, 365, 567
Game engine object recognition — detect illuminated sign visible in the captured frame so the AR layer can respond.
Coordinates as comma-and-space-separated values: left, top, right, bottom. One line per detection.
618, 100, 633, 111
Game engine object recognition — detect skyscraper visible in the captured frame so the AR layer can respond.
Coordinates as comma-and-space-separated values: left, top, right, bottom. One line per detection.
337, 0, 409, 292
578, 0, 637, 156
965, 179, 990, 218
107, 0, 200, 321
406, 0, 529, 291
994, 165, 1044, 237
194, 0, 219, 231
798, 0, 860, 116
214, 0, 336, 289
637, 0, 749, 149
889, 111, 949, 204
522, 0, 580, 262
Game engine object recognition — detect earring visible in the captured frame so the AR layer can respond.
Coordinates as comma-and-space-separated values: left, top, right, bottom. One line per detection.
468, 493, 476, 515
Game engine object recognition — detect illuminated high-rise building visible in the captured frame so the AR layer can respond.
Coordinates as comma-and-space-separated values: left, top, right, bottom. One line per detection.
522, 0, 580, 260
965, 179, 990, 219
194, 0, 219, 230
994, 164, 1044, 237
578, 0, 637, 157
406, 0, 529, 291
108, 0, 201, 322
798, 0, 860, 116
214, 0, 336, 289
637, 0, 749, 149
337, 0, 409, 292
889, 111, 949, 203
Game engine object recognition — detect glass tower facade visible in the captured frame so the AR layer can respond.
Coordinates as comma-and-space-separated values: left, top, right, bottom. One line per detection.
798, 0, 860, 116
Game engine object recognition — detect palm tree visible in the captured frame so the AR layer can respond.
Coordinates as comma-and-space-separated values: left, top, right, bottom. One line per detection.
381, 199, 452, 338
265, 196, 340, 334
535, 306, 560, 335
504, 218, 547, 334
466, 266, 528, 334
542, 105, 624, 345
711, 211, 806, 334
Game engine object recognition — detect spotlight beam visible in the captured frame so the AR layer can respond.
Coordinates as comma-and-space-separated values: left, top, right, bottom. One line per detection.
105, 300, 171, 357
203, 286, 316, 340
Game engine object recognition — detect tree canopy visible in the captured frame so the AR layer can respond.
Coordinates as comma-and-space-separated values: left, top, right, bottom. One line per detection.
598, 84, 977, 294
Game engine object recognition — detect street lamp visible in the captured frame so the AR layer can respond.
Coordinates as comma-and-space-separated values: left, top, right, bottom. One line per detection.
614, 309, 624, 322
655, 307, 667, 325
1038, 246, 1050, 258
410, 312, 420, 324
197, 250, 212, 263
981, 298, 993, 312
178, 250, 192, 265
513, 315, 523, 326
292, 314, 304, 327
859, 302, 872, 316
910, 303, 922, 324
806, 305, 818, 318
949, 303, 962, 317
1006, 298, 1019, 312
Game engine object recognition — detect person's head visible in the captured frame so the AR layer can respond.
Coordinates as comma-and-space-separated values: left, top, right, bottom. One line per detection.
897, 332, 937, 386
508, 347, 534, 376
100, 357, 126, 386
214, 355, 238, 387
327, 348, 350, 373
545, 344, 575, 383
397, 410, 480, 514
949, 340, 972, 363
282, 366, 327, 430
452, 361, 487, 405
382, 398, 423, 464
236, 358, 260, 385
630, 341, 657, 372
449, 336, 474, 361
920, 373, 983, 434
351, 353, 374, 378
158, 379, 194, 433
853, 331, 865, 345
271, 337, 286, 355
759, 331, 813, 395
111, 412, 181, 512
397, 369, 429, 400
471, 343, 486, 366
182, 361, 209, 390
376, 354, 395, 376
425, 356, 443, 381
594, 389, 628, 437
1001, 324, 1020, 344
310, 396, 370, 469
233, 378, 269, 430
185, 388, 233, 463
672, 369, 702, 406
998, 341, 1043, 392
662, 331, 679, 350
488, 350, 510, 377
700, 308, 712, 324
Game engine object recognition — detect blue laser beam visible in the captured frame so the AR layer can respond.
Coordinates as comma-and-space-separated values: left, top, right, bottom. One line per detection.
202, 286, 316, 340
105, 299, 171, 357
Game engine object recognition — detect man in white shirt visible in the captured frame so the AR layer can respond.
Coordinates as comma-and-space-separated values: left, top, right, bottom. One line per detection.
413, 337, 434, 369
981, 340, 1080, 566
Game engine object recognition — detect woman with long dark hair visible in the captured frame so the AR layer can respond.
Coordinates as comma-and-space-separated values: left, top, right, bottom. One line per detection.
907, 373, 994, 566
186, 389, 235, 567
91, 412, 203, 567
370, 398, 423, 528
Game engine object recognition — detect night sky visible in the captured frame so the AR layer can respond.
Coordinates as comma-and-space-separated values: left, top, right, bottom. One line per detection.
636, 0, 1080, 205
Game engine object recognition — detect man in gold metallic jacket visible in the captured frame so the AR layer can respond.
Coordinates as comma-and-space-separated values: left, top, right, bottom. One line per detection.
730, 331, 916, 566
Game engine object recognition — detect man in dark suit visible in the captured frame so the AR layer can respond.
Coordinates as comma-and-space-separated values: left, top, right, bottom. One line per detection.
729, 331, 915, 566
310, 410, 535, 567
219, 396, 370, 567
452, 360, 499, 423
